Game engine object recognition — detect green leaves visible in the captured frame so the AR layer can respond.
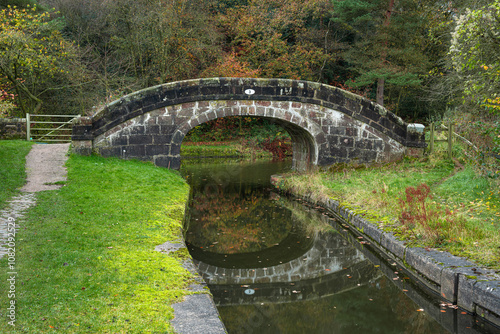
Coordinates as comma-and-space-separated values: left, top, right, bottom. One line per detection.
0, 5, 83, 116
449, 2, 500, 114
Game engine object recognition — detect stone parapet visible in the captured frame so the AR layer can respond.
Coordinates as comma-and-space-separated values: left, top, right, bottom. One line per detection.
0, 118, 26, 140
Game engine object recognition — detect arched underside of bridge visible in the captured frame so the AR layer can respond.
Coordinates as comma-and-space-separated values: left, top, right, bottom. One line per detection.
72, 78, 426, 170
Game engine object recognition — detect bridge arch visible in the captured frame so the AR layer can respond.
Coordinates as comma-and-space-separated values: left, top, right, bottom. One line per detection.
170, 103, 323, 170
72, 78, 425, 170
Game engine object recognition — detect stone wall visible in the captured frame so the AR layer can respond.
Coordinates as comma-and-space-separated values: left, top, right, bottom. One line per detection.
0, 118, 26, 140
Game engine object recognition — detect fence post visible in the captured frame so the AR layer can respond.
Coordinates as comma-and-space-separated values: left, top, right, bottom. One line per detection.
26, 113, 31, 141
429, 123, 434, 154
448, 122, 453, 159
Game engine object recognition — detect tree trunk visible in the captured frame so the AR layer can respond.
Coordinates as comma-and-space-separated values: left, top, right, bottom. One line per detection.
377, 78, 385, 106
377, 0, 394, 107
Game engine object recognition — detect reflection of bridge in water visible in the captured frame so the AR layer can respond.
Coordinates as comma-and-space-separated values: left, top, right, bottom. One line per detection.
193, 232, 382, 306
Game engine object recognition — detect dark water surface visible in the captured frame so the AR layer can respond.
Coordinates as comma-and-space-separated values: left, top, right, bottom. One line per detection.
180, 158, 495, 334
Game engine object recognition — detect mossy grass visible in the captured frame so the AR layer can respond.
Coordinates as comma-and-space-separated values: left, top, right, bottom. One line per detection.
277, 142, 500, 269
181, 140, 272, 159
181, 143, 239, 157
0, 140, 33, 209
0, 154, 198, 333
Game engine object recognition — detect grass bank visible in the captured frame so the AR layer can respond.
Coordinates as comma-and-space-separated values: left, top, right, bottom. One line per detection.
181, 140, 273, 159
0, 153, 198, 333
0, 140, 33, 209
276, 144, 500, 270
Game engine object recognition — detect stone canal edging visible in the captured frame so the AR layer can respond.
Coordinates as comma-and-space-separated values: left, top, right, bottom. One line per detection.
270, 175, 500, 329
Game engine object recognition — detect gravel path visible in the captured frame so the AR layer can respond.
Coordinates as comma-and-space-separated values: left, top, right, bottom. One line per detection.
0, 143, 70, 259
21, 143, 70, 192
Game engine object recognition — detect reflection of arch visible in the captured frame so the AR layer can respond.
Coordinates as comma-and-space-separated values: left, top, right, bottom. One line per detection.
209, 259, 380, 306
194, 231, 368, 286
186, 228, 315, 269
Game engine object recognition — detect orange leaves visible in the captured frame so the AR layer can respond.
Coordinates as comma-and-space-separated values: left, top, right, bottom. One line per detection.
201, 52, 262, 78
213, 0, 331, 81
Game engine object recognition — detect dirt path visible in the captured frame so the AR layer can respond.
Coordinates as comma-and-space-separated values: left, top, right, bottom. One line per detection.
21, 143, 70, 192
0, 143, 70, 259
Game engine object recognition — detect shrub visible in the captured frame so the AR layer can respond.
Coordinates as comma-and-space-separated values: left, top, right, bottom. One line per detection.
398, 183, 468, 246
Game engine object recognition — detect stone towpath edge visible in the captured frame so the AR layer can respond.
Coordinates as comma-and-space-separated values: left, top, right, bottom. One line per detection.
270, 174, 500, 329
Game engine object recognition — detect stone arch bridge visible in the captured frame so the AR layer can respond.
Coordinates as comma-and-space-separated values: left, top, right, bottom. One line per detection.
72, 78, 425, 170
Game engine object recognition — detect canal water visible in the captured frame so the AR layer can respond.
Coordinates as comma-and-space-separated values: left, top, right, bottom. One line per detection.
180, 158, 494, 334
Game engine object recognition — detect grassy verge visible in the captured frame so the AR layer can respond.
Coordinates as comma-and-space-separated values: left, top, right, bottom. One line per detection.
0, 140, 33, 208
0, 154, 197, 333
181, 140, 272, 159
276, 143, 500, 270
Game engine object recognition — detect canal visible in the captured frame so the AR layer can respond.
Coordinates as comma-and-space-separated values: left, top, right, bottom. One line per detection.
180, 158, 495, 334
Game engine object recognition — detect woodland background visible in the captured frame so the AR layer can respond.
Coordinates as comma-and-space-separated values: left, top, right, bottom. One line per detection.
0, 0, 498, 158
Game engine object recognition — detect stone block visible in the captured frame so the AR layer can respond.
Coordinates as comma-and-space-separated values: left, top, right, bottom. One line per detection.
128, 134, 152, 145
71, 140, 92, 156
172, 131, 184, 145
154, 155, 180, 169
108, 105, 130, 124
98, 146, 121, 157
215, 109, 225, 118
199, 83, 227, 96
474, 280, 500, 324
358, 218, 383, 244
188, 117, 200, 129
178, 107, 194, 118
170, 144, 181, 155
111, 135, 128, 146
380, 232, 406, 261
124, 144, 145, 157
440, 258, 476, 303
339, 136, 354, 147
146, 145, 168, 156
198, 113, 208, 124
349, 148, 377, 162
405, 247, 445, 286
72, 124, 93, 140
329, 127, 346, 136
373, 140, 384, 151
176, 85, 199, 99
355, 139, 373, 150
128, 125, 145, 136
457, 269, 480, 312
152, 134, 172, 144
329, 146, 348, 159
345, 127, 358, 136
156, 115, 173, 126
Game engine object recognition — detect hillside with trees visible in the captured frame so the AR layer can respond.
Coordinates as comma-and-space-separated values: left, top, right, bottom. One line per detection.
0, 0, 498, 166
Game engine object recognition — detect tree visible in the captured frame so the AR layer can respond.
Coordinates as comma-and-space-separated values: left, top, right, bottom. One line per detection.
201, 51, 262, 78
331, 0, 432, 107
215, 0, 331, 81
0, 5, 87, 116
449, 1, 500, 114
51, 0, 222, 103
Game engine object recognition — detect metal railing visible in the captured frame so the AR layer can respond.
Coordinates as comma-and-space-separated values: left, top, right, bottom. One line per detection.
26, 113, 79, 143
